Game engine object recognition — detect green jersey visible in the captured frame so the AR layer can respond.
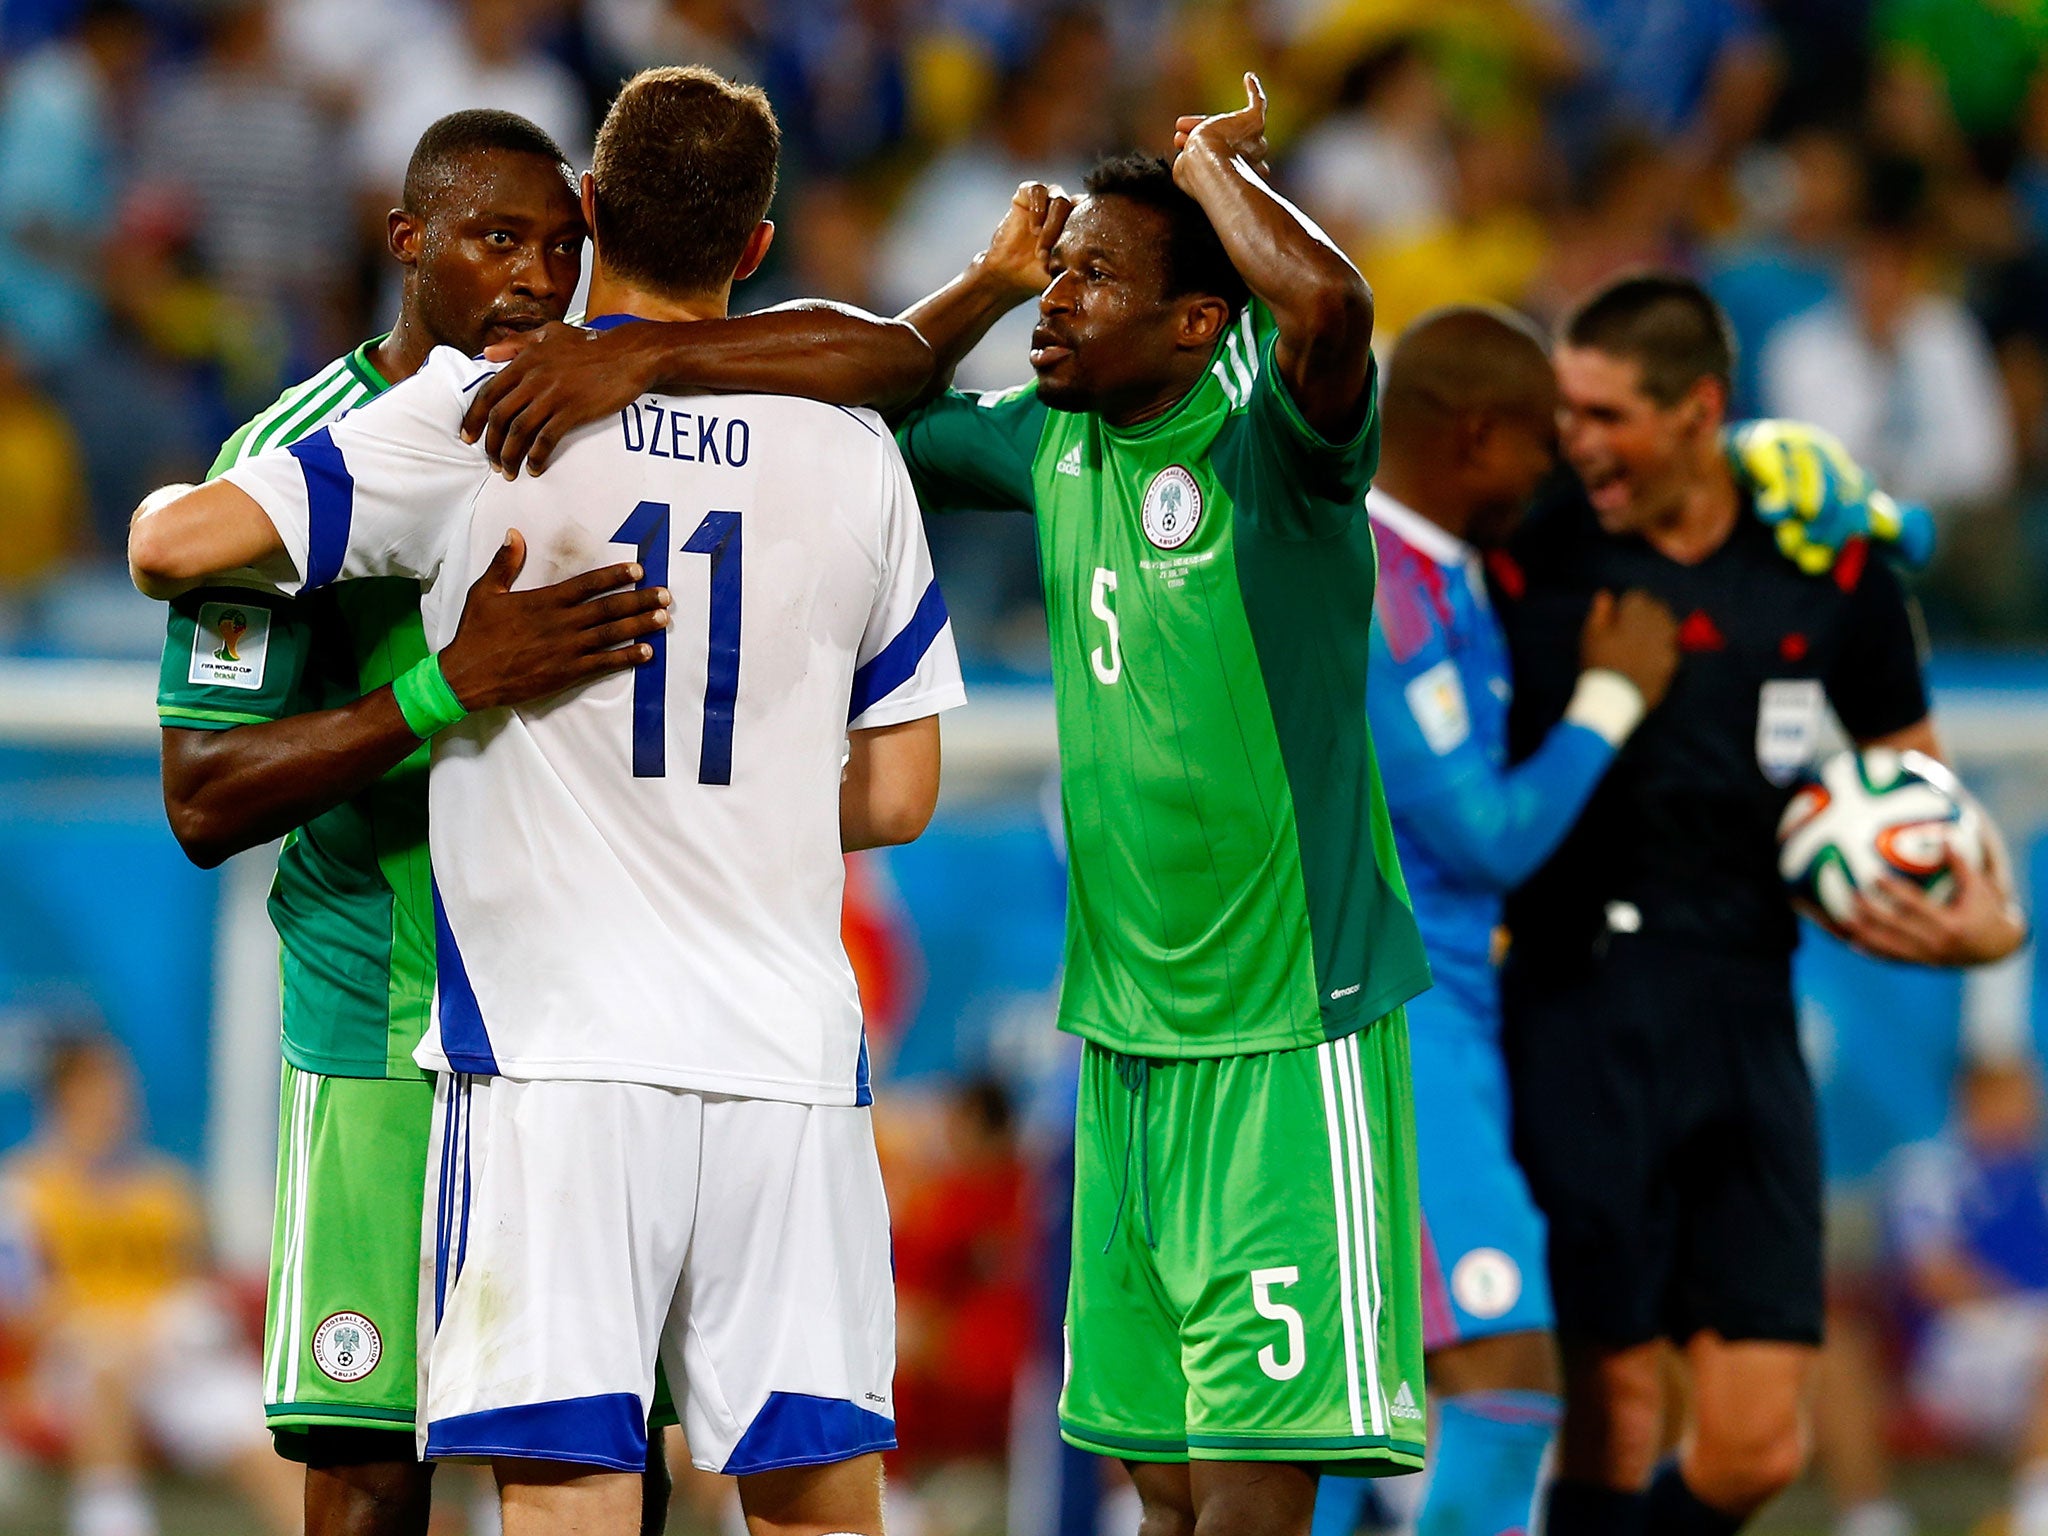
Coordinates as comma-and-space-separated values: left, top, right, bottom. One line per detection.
898, 309, 1431, 1058
156, 337, 435, 1081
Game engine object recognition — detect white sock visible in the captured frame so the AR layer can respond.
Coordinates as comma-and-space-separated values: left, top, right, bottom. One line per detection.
2013, 1458, 2048, 1536
68, 1472, 156, 1536
1836, 1498, 1915, 1536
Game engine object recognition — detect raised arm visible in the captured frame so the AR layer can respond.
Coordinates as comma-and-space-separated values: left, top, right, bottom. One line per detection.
1171, 74, 1374, 440
464, 303, 938, 476
897, 182, 1072, 401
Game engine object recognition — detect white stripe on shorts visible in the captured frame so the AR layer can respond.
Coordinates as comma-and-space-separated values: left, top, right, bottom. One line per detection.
1333, 1036, 1388, 1436
1347, 1034, 1391, 1434
1316, 1043, 1366, 1436
263, 1070, 299, 1400
270, 1068, 317, 1404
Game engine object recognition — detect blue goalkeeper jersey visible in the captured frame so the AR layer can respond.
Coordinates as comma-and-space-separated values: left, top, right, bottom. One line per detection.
1365, 493, 1620, 1018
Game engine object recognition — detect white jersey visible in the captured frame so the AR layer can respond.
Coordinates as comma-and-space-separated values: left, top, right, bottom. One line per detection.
223, 338, 965, 1105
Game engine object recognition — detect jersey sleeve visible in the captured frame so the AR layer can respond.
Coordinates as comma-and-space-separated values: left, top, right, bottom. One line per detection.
219, 347, 490, 594
1367, 610, 1617, 892
893, 382, 1047, 515
1825, 544, 1931, 741
1226, 309, 1380, 540
848, 435, 969, 731
156, 584, 317, 731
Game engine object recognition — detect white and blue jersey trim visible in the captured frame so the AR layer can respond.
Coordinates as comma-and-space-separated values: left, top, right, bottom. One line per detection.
432, 881, 501, 1075
849, 578, 950, 723
286, 427, 354, 592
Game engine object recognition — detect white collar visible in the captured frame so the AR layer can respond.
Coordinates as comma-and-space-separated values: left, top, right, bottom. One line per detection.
1366, 488, 1473, 568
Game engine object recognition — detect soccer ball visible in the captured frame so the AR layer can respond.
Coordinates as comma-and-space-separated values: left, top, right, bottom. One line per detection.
1777, 748, 1987, 931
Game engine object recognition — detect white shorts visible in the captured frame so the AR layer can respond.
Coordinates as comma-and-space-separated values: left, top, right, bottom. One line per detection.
1909, 1294, 2048, 1448
417, 1072, 896, 1475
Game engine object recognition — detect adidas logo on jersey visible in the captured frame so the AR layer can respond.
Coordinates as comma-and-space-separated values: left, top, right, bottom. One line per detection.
1056, 444, 1084, 477
1391, 1381, 1423, 1420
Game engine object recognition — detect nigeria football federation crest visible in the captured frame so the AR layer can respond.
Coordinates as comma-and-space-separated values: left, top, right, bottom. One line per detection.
312, 1311, 382, 1382
1142, 465, 1202, 550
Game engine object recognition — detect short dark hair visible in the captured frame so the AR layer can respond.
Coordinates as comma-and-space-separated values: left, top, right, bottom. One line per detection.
1560, 272, 1735, 407
401, 109, 570, 215
1083, 153, 1249, 317
1384, 304, 1554, 433
592, 66, 780, 298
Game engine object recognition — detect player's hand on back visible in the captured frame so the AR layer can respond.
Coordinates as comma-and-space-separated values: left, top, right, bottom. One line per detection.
462, 321, 664, 478
436, 529, 670, 712
972, 181, 1074, 302
1580, 588, 1680, 710
1726, 418, 1938, 575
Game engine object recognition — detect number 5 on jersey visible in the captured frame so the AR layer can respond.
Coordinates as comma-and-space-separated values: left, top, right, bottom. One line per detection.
612, 501, 742, 783
1091, 566, 1121, 685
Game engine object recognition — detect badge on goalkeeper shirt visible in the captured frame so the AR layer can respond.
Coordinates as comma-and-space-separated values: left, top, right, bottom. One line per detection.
1406, 659, 1472, 755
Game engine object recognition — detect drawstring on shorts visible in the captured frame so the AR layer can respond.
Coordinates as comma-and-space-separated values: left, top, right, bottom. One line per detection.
1103, 1052, 1158, 1252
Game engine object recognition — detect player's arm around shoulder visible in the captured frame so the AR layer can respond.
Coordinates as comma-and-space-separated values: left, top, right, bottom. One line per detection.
130, 347, 490, 599
1171, 74, 1374, 443
128, 480, 285, 600
463, 304, 936, 478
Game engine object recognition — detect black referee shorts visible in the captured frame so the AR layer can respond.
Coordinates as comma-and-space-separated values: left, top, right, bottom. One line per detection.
1502, 933, 1822, 1349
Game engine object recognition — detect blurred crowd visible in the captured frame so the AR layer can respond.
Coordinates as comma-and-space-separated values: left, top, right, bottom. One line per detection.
11, 2, 2048, 1528
14, 0, 2048, 651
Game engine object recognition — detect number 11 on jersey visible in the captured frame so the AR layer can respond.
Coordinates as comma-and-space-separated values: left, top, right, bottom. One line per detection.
611, 501, 743, 783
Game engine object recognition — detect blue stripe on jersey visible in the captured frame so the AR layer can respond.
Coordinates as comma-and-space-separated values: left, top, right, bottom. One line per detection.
455, 1077, 473, 1286
433, 1080, 458, 1327
433, 884, 502, 1075
425, 1391, 648, 1471
582, 313, 652, 332
849, 579, 949, 722
723, 1391, 896, 1475
286, 428, 354, 591
855, 1033, 872, 1108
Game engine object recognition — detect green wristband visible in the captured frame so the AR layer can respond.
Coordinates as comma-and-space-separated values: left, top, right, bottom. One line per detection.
392, 653, 470, 740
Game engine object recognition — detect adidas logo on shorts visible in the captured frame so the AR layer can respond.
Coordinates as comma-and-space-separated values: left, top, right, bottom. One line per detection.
1391, 1381, 1422, 1421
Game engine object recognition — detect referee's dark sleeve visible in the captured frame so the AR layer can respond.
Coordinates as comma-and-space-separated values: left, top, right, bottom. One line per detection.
1826, 544, 1932, 741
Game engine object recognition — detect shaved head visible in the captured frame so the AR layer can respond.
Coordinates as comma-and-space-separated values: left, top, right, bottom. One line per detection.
1375, 306, 1559, 545
1382, 305, 1555, 450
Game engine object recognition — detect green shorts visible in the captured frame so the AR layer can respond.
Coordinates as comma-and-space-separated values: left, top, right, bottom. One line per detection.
1059, 1016, 1426, 1475
264, 1063, 680, 1462
264, 1064, 432, 1457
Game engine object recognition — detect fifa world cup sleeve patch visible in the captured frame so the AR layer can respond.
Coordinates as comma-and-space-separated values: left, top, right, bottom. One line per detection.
188, 600, 274, 690
1405, 658, 1472, 755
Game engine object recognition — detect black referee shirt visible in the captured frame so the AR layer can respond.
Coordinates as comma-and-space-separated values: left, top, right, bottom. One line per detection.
1494, 486, 1930, 964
